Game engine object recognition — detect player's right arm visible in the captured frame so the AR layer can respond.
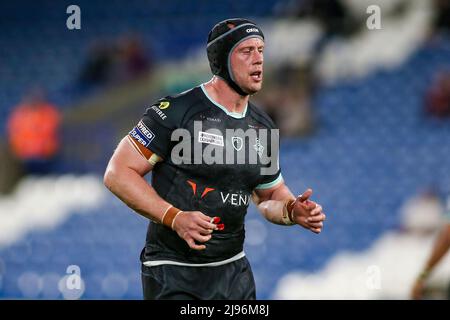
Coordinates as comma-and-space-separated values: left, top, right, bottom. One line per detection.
104, 136, 166, 222
104, 135, 217, 250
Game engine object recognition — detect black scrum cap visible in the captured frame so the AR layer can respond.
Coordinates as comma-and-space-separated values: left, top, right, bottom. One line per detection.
207, 18, 264, 96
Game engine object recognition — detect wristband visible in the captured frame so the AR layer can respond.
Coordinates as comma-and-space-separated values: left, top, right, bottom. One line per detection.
282, 199, 296, 225
161, 205, 183, 230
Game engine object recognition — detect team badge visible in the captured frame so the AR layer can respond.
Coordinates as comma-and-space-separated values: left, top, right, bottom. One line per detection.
231, 136, 243, 151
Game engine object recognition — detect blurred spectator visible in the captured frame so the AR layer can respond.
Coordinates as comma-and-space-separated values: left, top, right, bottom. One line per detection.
79, 34, 152, 88
79, 41, 117, 86
433, 0, 450, 33
399, 187, 444, 235
275, 0, 358, 54
118, 35, 153, 81
425, 71, 450, 118
256, 63, 316, 137
6, 88, 62, 175
296, 0, 355, 38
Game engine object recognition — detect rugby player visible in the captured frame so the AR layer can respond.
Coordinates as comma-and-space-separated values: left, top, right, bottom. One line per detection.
104, 18, 326, 299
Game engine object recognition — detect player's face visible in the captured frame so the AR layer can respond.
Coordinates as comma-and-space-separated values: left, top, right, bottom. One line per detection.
230, 37, 264, 95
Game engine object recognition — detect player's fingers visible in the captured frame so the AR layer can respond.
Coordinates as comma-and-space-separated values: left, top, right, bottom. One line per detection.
199, 228, 214, 235
310, 204, 322, 216
310, 227, 322, 234
198, 213, 219, 223
193, 213, 218, 229
307, 213, 326, 223
192, 233, 212, 243
300, 201, 316, 211
298, 188, 313, 202
211, 217, 221, 224
186, 238, 206, 250
198, 218, 218, 230
307, 222, 323, 229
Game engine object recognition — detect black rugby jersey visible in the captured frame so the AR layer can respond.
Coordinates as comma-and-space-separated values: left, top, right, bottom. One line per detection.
129, 84, 283, 264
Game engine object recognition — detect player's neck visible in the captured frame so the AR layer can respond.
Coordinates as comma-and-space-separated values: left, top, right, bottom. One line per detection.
204, 77, 249, 114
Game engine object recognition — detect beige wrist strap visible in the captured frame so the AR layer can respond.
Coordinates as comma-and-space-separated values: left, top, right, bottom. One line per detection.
282, 199, 296, 225
161, 205, 183, 230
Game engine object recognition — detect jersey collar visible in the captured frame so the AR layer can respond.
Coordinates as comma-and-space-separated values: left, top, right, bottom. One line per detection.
200, 83, 248, 119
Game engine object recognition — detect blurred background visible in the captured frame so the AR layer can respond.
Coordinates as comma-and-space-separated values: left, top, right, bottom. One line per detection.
1, 0, 450, 300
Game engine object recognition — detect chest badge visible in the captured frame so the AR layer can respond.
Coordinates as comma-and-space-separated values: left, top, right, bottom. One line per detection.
231, 136, 244, 151
253, 138, 264, 157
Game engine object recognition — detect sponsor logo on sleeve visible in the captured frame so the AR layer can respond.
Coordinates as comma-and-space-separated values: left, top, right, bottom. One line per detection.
129, 120, 155, 147
150, 105, 167, 120
159, 101, 170, 110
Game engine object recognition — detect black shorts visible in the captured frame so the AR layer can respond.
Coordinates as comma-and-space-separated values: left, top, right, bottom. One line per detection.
141, 256, 256, 300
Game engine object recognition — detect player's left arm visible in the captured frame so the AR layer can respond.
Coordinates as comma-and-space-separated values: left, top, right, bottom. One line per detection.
411, 223, 450, 299
252, 182, 326, 233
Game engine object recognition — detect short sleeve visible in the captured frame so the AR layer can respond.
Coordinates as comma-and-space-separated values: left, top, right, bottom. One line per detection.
128, 99, 176, 160
254, 125, 283, 190
255, 172, 283, 190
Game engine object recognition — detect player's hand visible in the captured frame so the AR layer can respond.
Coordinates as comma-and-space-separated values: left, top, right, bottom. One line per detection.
172, 211, 220, 250
291, 188, 326, 234
411, 278, 425, 300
